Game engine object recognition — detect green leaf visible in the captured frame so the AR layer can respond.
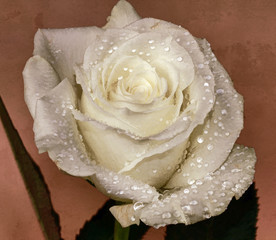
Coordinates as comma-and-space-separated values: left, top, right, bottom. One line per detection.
77, 199, 150, 240
129, 222, 150, 240
0, 97, 62, 240
76, 199, 115, 240
165, 183, 258, 240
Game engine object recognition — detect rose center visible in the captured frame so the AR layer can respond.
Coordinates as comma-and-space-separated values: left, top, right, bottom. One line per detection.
107, 56, 165, 104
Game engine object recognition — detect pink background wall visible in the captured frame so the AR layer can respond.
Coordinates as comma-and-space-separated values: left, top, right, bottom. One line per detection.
1, 0, 276, 239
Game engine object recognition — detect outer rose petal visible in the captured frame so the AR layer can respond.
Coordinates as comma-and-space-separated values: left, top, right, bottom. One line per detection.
33, 79, 96, 176
23, 55, 60, 118
34, 27, 103, 83
111, 145, 256, 227
165, 39, 244, 188
103, 0, 141, 29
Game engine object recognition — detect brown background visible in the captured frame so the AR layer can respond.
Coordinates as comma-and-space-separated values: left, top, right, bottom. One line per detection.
1, 0, 276, 239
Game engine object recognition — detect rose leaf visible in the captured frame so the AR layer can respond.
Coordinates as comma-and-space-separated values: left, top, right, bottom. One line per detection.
76, 199, 150, 240
165, 183, 258, 240
0, 97, 62, 240
76, 199, 115, 240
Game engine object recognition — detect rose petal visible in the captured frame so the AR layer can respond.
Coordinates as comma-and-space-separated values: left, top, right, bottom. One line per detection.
79, 30, 194, 138
33, 79, 97, 176
87, 166, 159, 203
34, 26, 103, 83
132, 145, 256, 227
23, 55, 60, 118
125, 18, 215, 141
110, 204, 140, 227
33, 79, 159, 202
165, 39, 244, 188
78, 113, 188, 188
103, 0, 141, 29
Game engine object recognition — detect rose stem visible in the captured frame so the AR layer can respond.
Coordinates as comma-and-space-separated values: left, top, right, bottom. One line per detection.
114, 219, 130, 240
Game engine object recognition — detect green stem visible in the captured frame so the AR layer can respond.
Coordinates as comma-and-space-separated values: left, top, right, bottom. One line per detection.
114, 219, 130, 240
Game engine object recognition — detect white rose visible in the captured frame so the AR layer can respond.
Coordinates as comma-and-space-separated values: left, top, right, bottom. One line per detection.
23, 0, 256, 228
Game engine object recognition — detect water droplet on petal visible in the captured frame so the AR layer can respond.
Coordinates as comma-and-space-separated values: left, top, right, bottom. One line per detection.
198, 63, 204, 68
196, 157, 203, 163
221, 109, 227, 115
190, 200, 198, 205
207, 144, 213, 150
216, 88, 225, 94
183, 189, 189, 194
162, 212, 171, 219
197, 136, 204, 143
133, 202, 144, 211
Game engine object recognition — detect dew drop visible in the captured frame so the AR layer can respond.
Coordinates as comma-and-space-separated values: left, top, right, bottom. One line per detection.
188, 179, 195, 185
164, 47, 170, 52
196, 157, 203, 163
207, 144, 213, 150
190, 200, 198, 205
198, 63, 204, 68
133, 202, 144, 211
182, 205, 191, 212
162, 212, 171, 219
196, 180, 203, 185
197, 136, 204, 143
216, 88, 224, 94
208, 190, 214, 195
183, 188, 190, 194
221, 109, 227, 115
176, 56, 183, 62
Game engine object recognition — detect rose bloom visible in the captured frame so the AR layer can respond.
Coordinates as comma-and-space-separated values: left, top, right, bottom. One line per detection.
23, 0, 256, 228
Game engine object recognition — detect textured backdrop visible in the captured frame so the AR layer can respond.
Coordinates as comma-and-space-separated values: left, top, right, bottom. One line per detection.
1, 0, 275, 239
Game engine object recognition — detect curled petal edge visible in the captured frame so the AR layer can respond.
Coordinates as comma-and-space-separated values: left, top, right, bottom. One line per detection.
110, 145, 256, 227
